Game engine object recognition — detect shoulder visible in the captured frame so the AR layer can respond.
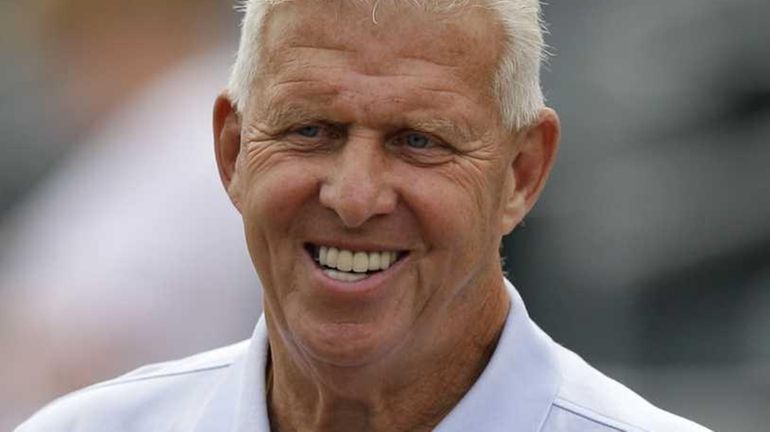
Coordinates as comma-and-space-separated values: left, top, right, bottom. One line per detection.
546, 344, 712, 432
15, 341, 249, 432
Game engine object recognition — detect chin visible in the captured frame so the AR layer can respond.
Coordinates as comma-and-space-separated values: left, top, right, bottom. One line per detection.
295, 319, 406, 368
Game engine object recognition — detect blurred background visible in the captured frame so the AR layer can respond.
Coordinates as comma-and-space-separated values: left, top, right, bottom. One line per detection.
0, 0, 260, 429
0, 0, 767, 430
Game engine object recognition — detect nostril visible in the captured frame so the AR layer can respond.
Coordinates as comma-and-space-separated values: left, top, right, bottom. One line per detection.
319, 184, 397, 228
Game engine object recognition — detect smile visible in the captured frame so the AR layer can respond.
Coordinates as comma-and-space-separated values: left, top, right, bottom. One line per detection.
306, 244, 406, 282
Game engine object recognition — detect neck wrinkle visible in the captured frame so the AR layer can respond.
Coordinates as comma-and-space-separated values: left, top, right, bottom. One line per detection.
266, 278, 510, 432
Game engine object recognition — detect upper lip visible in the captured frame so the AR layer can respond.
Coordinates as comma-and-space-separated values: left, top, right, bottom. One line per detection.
304, 239, 408, 252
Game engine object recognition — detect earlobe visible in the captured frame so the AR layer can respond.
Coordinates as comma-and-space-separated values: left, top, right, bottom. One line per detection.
213, 94, 243, 211
499, 108, 560, 234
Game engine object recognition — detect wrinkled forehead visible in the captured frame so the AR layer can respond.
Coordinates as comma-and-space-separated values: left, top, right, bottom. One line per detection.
256, 0, 504, 91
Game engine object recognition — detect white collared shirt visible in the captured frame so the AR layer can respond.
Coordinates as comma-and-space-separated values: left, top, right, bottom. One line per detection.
16, 279, 711, 431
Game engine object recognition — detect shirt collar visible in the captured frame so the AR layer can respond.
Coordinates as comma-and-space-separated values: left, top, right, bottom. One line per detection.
434, 278, 561, 431
190, 317, 271, 432
198, 277, 560, 432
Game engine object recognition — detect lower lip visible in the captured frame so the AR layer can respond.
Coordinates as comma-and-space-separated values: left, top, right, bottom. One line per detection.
302, 248, 407, 297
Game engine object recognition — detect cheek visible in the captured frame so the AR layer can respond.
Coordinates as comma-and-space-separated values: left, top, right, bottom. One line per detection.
241, 151, 320, 225
434, 162, 505, 230
239, 157, 321, 264
397, 164, 498, 252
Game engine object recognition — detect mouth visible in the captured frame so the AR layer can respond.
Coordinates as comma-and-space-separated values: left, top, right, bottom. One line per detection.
304, 243, 407, 283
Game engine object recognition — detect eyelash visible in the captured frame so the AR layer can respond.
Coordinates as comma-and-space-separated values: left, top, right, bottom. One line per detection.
392, 132, 438, 150
288, 123, 340, 139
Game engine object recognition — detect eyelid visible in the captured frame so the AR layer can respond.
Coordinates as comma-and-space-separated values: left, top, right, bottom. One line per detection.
287, 121, 342, 137
386, 130, 457, 167
394, 129, 448, 149
288, 121, 322, 133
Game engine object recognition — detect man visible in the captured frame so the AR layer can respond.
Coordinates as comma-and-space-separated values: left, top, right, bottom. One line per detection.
17, 0, 711, 431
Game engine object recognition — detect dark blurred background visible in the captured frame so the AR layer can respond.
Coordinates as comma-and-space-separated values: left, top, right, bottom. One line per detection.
505, 1, 770, 429
1, 1, 768, 430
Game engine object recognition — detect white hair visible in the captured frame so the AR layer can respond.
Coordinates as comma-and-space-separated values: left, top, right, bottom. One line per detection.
227, 0, 546, 131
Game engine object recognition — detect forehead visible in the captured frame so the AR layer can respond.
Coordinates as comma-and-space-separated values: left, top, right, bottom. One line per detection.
249, 1, 504, 124
261, 1, 502, 72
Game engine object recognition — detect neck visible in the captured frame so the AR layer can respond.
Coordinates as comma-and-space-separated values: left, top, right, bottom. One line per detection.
266, 277, 510, 432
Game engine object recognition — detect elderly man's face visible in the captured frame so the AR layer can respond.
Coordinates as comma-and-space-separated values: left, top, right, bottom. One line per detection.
222, 1, 530, 367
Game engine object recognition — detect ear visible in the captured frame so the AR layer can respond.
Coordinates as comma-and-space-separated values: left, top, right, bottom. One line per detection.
213, 94, 243, 212
499, 108, 560, 234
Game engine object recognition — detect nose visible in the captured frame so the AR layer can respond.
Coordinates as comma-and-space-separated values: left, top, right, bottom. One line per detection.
319, 132, 397, 228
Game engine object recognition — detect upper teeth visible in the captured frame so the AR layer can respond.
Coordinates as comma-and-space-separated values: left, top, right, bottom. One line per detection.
318, 246, 398, 273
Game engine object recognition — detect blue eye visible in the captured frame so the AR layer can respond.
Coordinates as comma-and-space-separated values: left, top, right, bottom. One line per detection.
405, 133, 431, 149
296, 125, 320, 138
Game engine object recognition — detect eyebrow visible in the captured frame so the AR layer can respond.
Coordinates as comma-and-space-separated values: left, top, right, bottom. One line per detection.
409, 117, 474, 142
261, 101, 323, 131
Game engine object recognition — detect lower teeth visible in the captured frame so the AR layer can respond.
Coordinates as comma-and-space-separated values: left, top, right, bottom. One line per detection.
323, 268, 370, 282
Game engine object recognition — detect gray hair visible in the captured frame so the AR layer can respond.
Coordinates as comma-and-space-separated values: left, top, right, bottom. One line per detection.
227, 0, 546, 131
